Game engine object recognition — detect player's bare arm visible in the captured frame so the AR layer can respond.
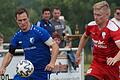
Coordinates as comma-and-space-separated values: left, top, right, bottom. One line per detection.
107, 41, 120, 66
0, 52, 13, 75
76, 32, 89, 64
45, 38, 59, 71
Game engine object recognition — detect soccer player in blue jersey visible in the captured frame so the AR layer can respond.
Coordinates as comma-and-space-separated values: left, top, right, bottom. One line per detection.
0, 8, 59, 80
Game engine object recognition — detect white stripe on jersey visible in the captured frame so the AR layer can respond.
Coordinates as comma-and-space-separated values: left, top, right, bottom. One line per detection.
88, 21, 97, 26
107, 20, 119, 31
115, 40, 120, 43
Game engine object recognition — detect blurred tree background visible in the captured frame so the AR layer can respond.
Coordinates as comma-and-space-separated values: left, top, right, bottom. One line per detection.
0, 0, 119, 42
0, 0, 119, 64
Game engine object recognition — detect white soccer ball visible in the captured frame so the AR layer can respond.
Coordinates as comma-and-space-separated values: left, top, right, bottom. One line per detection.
16, 60, 34, 77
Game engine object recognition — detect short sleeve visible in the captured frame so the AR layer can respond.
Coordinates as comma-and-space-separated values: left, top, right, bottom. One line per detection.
10, 34, 19, 48
110, 28, 120, 42
107, 21, 120, 42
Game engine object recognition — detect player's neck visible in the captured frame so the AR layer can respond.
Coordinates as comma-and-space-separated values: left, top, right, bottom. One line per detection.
98, 20, 108, 29
22, 22, 31, 32
53, 17, 59, 22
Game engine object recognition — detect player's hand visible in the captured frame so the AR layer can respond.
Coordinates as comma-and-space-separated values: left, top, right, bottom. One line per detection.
75, 54, 82, 65
106, 57, 118, 66
0, 66, 6, 76
45, 63, 55, 71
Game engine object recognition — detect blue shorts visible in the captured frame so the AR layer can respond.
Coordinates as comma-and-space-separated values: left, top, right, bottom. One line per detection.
13, 70, 51, 80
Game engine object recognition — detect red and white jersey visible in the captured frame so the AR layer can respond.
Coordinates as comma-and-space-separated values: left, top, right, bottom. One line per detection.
111, 18, 120, 27
86, 20, 120, 63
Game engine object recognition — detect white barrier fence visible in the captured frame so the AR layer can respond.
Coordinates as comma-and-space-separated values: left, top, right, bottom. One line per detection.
0, 43, 84, 80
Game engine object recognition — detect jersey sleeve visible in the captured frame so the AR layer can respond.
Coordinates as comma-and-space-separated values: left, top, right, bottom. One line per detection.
85, 21, 96, 36
107, 21, 120, 42
10, 35, 18, 48
110, 29, 120, 42
9, 34, 19, 54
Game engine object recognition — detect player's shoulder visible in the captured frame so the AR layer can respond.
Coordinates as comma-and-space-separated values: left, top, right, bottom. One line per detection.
38, 19, 44, 24
88, 21, 97, 26
106, 20, 119, 31
86, 21, 97, 29
32, 24, 45, 30
12, 30, 22, 40
15, 30, 22, 36
32, 25, 47, 33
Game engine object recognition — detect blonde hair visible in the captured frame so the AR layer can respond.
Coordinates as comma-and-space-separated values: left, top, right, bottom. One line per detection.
93, 1, 111, 16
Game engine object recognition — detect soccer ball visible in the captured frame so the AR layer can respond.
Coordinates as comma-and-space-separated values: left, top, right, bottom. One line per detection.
16, 60, 34, 77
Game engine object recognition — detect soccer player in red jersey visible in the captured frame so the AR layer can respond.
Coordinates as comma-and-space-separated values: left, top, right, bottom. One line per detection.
76, 1, 120, 80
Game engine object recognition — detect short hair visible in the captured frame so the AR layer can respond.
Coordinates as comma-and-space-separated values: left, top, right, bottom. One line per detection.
114, 7, 120, 12
52, 32, 61, 40
0, 32, 4, 39
93, 1, 111, 16
15, 8, 29, 18
53, 7, 61, 12
42, 8, 51, 14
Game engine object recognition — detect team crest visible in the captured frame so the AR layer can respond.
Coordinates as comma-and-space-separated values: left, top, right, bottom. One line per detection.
30, 37, 35, 44
102, 32, 106, 39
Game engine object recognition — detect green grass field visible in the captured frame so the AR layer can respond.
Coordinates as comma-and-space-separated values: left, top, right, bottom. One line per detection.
84, 64, 90, 73
84, 53, 92, 73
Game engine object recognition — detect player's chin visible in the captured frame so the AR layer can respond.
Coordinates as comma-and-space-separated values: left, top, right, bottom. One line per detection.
20, 27, 28, 31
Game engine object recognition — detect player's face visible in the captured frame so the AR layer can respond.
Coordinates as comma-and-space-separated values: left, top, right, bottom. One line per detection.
53, 9, 61, 19
93, 9, 107, 25
16, 12, 30, 32
42, 11, 51, 21
114, 9, 120, 21
53, 37, 61, 45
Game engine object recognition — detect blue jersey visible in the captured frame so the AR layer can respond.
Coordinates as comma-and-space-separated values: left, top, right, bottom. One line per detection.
36, 19, 55, 36
10, 25, 51, 70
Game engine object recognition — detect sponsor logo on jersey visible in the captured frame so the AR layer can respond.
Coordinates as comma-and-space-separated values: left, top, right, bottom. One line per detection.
92, 39, 107, 48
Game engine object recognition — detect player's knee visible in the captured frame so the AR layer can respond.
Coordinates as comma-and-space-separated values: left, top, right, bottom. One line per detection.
85, 75, 99, 80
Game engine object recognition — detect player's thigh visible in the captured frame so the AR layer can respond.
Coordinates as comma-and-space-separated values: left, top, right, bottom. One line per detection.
85, 75, 99, 80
